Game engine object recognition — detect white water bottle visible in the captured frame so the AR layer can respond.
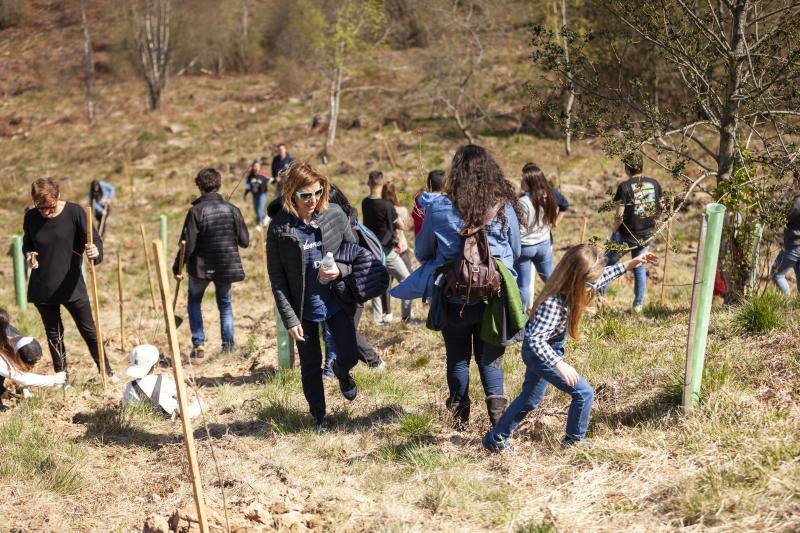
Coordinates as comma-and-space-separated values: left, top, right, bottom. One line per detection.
319, 252, 336, 284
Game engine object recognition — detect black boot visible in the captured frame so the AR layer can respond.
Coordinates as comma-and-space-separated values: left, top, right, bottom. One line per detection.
485, 395, 508, 428
446, 397, 471, 430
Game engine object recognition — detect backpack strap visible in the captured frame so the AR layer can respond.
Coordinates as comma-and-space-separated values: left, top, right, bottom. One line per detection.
459, 202, 504, 237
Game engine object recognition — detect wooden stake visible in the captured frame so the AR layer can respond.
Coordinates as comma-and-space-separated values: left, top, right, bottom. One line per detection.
659, 218, 673, 306
151, 239, 209, 533
117, 253, 125, 351
85, 206, 107, 389
140, 224, 158, 312
173, 240, 186, 312
580, 216, 588, 243
683, 215, 708, 413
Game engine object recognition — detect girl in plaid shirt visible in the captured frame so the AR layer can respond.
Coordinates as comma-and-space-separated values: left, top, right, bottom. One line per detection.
484, 244, 658, 450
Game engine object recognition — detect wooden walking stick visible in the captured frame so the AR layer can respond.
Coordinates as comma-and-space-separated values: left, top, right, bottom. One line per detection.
85, 206, 108, 389
152, 239, 210, 533
117, 253, 125, 351
173, 240, 187, 327
140, 224, 158, 311
659, 218, 673, 306
580, 216, 588, 243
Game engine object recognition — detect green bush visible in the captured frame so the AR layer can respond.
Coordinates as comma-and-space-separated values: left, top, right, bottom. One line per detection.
732, 292, 787, 335
0, 0, 25, 29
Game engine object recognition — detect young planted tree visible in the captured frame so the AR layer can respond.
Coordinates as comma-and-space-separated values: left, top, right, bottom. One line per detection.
129, 0, 173, 111
532, 0, 800, 300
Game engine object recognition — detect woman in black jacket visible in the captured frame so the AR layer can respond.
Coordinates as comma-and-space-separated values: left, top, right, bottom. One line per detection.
266, 163, 360, 431
22, 177, 115, 382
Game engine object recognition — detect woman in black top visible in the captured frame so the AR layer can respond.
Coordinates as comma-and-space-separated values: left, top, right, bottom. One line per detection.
22, 178, 115, 381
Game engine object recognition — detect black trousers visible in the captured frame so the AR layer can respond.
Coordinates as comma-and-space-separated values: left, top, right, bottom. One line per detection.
297, 310, 359, 421
352, 305, 381, 366
34, 297, 112, 375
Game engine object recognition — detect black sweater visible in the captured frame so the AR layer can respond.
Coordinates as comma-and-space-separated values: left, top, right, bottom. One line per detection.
22, 202, 103, 304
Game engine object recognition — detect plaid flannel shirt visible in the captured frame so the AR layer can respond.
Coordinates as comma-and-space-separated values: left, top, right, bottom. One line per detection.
525, 263, 626, 366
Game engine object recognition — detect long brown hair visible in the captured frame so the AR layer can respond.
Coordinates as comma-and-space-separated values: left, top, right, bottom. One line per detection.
0, 308, 28, 372
446, 144, 522, 227
280, 162, 330, 218
521, 163, 558, 228
530, 245, 606, 339
381, 181, 400, 206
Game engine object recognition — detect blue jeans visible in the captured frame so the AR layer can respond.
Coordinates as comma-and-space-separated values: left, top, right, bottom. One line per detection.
515, 241, 554, 306
252, 192, 268, 225
772, 246, 800, 295
442, 301, 505, 405
188, 277, 234, 350
491, 334, 594, 444
322, 321, 336, 369
602, 231, 648, 307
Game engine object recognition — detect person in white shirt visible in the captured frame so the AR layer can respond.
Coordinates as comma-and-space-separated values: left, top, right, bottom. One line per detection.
0, 309, 66, 410
122, 344, 204, 420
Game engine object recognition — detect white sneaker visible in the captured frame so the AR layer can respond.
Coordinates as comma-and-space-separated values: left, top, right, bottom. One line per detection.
110, 374, 121, 384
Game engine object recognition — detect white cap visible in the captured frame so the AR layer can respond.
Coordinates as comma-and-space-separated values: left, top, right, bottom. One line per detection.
125, 344, 160, 379
14, 336, 34, 353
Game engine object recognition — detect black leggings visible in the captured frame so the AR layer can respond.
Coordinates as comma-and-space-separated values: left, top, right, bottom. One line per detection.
34, 298, 112, 375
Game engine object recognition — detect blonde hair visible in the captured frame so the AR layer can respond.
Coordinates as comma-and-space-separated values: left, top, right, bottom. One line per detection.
280, 162, 330, 218
529, 244, 605, 339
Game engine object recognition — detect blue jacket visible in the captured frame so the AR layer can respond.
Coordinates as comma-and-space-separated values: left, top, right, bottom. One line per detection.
391, 195, 521, 301
90, 181, 116, 216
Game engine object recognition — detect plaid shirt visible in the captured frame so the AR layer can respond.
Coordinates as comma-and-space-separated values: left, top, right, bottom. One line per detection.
525, 264, 626, 366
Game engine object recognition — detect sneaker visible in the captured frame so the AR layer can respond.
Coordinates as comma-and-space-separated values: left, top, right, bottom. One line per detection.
190, 345, 205, 360
368, 359, 386, 372
632, 305, 644, 315
315, 417, 330, 434
109, 374, 120, 384
561, 437, 590, 449
322, 365, 335, 380
381, 313, 396, 324
331, 362, 357, 401
482, 431, 510, 453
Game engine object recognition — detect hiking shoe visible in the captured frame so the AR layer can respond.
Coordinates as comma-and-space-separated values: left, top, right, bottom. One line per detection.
315, 417, 330, 434
368, 359, 387, 372
331, 362, 357, 401
482, 431, 510, 453
190, 345, 205, 360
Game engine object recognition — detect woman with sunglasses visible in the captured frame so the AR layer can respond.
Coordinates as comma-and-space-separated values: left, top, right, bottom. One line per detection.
483, 245, 657, 452
22, 177, 115, 383
266, 163, 360, 432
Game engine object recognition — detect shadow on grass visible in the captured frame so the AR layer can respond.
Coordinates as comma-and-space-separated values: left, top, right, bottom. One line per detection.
254, 402, 406, 435
192, 365, 277, 387
594, 385, 682, 429
72, 406, 181, 450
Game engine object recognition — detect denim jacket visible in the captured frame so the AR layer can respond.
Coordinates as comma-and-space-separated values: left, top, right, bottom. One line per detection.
391, 195, 521, 301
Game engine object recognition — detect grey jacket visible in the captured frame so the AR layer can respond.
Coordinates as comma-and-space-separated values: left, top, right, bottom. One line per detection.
266, 198, 357, 329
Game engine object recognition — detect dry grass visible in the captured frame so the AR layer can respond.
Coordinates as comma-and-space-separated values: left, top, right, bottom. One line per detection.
0, 29, 799, 531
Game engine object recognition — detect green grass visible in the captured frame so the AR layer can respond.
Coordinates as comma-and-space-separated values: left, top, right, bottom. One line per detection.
395, 413, 433, 439
732, 292, 788, 334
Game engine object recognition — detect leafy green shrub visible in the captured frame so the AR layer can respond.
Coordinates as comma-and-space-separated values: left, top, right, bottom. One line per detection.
732, 292, 787, 335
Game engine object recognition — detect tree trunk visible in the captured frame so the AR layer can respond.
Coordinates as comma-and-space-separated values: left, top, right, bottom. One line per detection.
132, 0, 171, 111
560, 0, 574, 156
79, 0, 96, 124
324, 64, 343, 155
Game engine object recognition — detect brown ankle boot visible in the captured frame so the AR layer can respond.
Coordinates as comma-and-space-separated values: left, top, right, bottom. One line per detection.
485, 395, 509, 427
446, 398, 471, 430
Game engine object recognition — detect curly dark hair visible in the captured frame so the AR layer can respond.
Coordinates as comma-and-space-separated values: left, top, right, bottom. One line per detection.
446, 144, 522, 227
195, 167, 221, 193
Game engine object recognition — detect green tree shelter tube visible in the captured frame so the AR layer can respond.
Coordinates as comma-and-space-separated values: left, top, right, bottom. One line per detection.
160, 214, 168, 259
12, 235, 27, 310
686, 203, 726, 408
275, 305, 295, 369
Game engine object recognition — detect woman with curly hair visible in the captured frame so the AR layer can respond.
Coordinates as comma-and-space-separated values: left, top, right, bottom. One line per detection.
412, 144, 522, 430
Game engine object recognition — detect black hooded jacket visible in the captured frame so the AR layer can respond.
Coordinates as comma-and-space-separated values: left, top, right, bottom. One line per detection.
266, 197, 357, 329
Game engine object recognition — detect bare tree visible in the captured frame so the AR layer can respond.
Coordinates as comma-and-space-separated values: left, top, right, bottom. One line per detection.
130, 0, 173, 111
533, 0, 800, 300
79, 0, 96, 124
558, 0, 575, 156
